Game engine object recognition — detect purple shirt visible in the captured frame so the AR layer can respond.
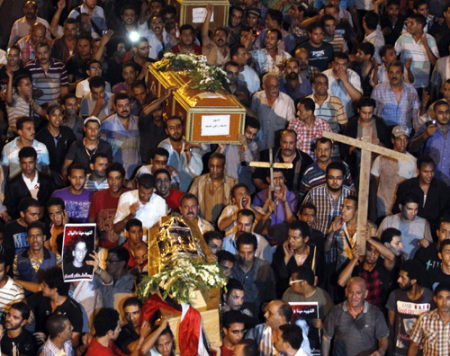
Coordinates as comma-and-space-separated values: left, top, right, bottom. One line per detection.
52, 188, 93, 222
254, 188, 297, 225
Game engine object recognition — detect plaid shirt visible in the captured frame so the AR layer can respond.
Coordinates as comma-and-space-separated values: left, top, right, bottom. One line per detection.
410, 309, 450, 356
288, 116, 332, 159
304, 184, 353, 234
41, 339, 73, 356
358, 267, 382, 307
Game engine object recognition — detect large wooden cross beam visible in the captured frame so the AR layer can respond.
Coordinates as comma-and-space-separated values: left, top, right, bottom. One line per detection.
322, 127, 411, 254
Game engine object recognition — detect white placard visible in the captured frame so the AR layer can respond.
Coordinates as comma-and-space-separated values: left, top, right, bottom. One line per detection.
201, 115, 230, 136
192, 8, 214, 23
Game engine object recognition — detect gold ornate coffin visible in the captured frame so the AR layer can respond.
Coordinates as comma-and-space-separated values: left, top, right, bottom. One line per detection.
146, 63, 245, 144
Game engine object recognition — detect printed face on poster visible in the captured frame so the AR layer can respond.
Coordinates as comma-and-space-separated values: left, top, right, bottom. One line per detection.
62, 224, 96, 282
289, 302, 321, 356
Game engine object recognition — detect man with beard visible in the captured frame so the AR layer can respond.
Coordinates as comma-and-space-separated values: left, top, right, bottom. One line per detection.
189, 153, 237, 224
154, 169, 183, 212
61, 94, 83, 140
385, 260, 432, 355
50, 18, 79, 64
288, 97, 332, 159
279, 58, 312, 102
101, 93, 140, 179
252, 130, 312, 195
9, 1, 50, 46
89, 163, 128, 248
299, 138, 353, 201
158, 116, 203, 192
85, 153, 109, 191
202, 5, 230, 67
0, 302, 37, 356
142, 15, 177, 61
179, 193, 214, 234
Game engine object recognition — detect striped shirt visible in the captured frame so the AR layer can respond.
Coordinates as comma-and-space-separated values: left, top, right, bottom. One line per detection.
304, 184, 353, 234
307, 94, 348, 134
410, 309, 450, 356
324, 34, 349, 54
85, 175, 109, 192
395, 32, 439, 89
25, 58, 69, 105
0, 277, 24, 318
6, 94, 31, 131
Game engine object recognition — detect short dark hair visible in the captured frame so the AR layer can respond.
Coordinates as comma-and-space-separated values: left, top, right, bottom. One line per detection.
68, 162, 87, 177
409, 13, 426, 27
106, 162, 126, 178
345, 195, 358, 209
288, 220, 310, 240
123, 296, 142, 310
388, 60, 404, 73
179, 24, 195, 35
439, 239, 450, 253
46, 197, 65, 210
380, 44, 395, 59
16, 116, 34, 131
235, 340, 258, 356
232, 183, 250, 198
18, 146, 37, 160
387, 0, 400, 7
204, 231, 223, 245
94, 308, 120, 337
322, 14, 336, 23
27, 221, 45, 236
400, 192, 421, 206
9, 301, 30, 321
153, 168, 171, 180
180, 193, 198, 206
268, 28, 282, 41
358, 97, 376, 108
334, 52, 349, 62
297, 97, 315, 112
18, 197, 40, 213
230, 44, 246, 59
226, 278, 244, 297
380, 228, 401, 244
35, 41, 50, 51
434, 282, 450, 295
236, 232, 257, 252
237, 209, 256, 224
279, 324, 303, 350
312, 137, 333, 151
245, 116, 260, 131
209, 152, 226, 164
278, 301, 293, 322
363, 11, 379, 30
292, 265, 315, 285
108, 246, 130, 264
125, 218, 142, 232
89, 76, 106, 90
46, 314, 69, 339
417, 155, 435, 170
358, 42, 375, 57
91, 152, 109, 165
137, 173, 154, 189
62, 93, 77, 105
326, 161, 346, 176
217, 250, 236, 265
267, 9, 283, 24
298, 202, 317, 215
222, 310, 246, 329
14, 74, 31, 90
114, 92, 130, 105
132, 80, 146, 91
400, 260, 426, 286
41, 266, 69, 296
150, 147, 169, 160
308, 21, 324, 33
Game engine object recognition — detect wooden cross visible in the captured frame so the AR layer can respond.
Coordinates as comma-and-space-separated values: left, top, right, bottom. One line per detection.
322, 127, 411, 254
249, 147, 293, 199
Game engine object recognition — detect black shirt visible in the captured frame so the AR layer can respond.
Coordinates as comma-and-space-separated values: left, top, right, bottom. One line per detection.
1, 329, 37, 356
415, 243, 441, 271
115, 323, 139, 354
299, 41, 334, 72
138, 112, 167, 163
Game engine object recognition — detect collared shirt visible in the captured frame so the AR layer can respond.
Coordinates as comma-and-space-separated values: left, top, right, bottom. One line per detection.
410, 309, 450, 356
279, 76, 313, 102
85, 175, 109, 192
288, 117, 332, 158
17, 35, 51, 64
307, 94, 347, 134
251, 91, 295, 151
371, 82, 420, 129
250, 48, 291, 75
222, 232, 273, 263
101, 114, 140, 179
113, 190, 167, 230
364, 30, 385, 64
9, 16, 50, 46
41, 339, 73, 356
304, 184, 353, 234
25, 58, 69, 105
240, 65, 261, 94
68, 4, 106, 35
140, 28, 177, 60
395, 32, 439, 88
80, 92, 114, 120
323, 68, 362, 118
2, 138, 50, 178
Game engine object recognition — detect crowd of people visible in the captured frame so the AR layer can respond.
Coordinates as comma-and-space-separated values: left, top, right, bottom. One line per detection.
0, 0, 448, 354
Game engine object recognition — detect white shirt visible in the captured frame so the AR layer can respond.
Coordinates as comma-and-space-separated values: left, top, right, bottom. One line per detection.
113, 190, 167, 229
240, 65, 261, 94
22, 172, 39, 199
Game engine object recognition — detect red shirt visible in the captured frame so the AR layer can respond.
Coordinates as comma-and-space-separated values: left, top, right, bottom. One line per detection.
164, 189, 184, 212
171, 43, 202, 55
86, 339, 127, 356
220, 345, 233, 356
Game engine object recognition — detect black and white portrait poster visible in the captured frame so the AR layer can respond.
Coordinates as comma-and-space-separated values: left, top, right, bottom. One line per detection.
289, 302, 321, 355
62, 224, 96, 282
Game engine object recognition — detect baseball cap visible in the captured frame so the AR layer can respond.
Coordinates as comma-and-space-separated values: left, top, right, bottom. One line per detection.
84, 116, 101, 126
392, 125, 411, 137
247, 9, 261, 17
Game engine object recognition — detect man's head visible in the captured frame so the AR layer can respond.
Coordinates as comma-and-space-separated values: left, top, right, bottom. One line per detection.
30, 23, 46, 45
433, 282, 450, 315
437, 217, 450, 244
364, 242, 380, 266
41, 266, 70, 297
46, 314, 72, 342
67, 163, 87, 193
204, 231, 223, 255
155, 327, 175, 356
84, 116, 101, 141
285, 58, 300, 81
137, 174, 155, 204
323, 4, 339, 20
132, 80, 149, 107
7, 45, 21, 68
133, 37, 150, 60
363, 11, 379, 33
246, 9, 261, 28
325, 161, 346, 192
76, 34, 92, 58
399, 193, 420, 221
18, 146, 37, 176
232, 339, 259, 356
380, 44, 397, 66
262, 73, 280, 100
441, 79, 450, 101
289, 266, 315, 295
345, 277, 367, 309
406, 13, 426, 35
224, 279, 245, 311
121, 61, 138, 86
313, 137, 333, 165
340, 196, 358, 223
398, 260, 426, 290
380, 228, 403, 255
279, 130, 297, 157
126, 218, 143, 245
230, 6, 244, 28
14, 74, 32, 100
150, 15, 164, 36
165, 116, 183, 142
150, 147, 170, 170
434, 100, 450, 126
179, 24, 195, 47
294, 48, 309, 72
264, 300, 292, 329
236, 233, 257, 269
322, 14, 337, 37
222, 311, 246, 347
107, 163, 125, 195
225, 61, 240, 85
357, 97, 376, 123
296, 97, 315, 123
287, 220, 310, 252
218, 250, 236, 277
90, 152, 109, 179
47, 197, 66, 228
439, 240, 450, 268
154, 168, 171, 198
114, 93, 132, 120
391, 125, 411, 153
208, 153, 226, 181
180, 193, 199, 221
236, 209, 256, 236
308, 22, 324, 46
243, 116, 260, 143
5, 302, 30, 332
213, 27, 228, 48
89, 76, 106, 102
27, 221, 45, 254
106, 246, 129, 277
17, 116, 35, 142
123, 297, 142, 329
273, 324, 303, 354
297, 203, 317, 227
46, 104, 64, 130
417, 155, 435, 185
134, 242, 148, 267
232, 184, 251, 207
23, 1, 38, 19
267, 169, 287, 195
387, 60, 404, 86
19, 197, 40, 225
121, 5, 137, 26
230, 44, 249, 67
386, 0, 400, 18
93, 308, 121, 340
0, 255, 7, 283
312, 73, 329, 97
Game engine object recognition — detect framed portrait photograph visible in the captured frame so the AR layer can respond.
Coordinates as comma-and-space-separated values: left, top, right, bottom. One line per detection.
62, 224, 96, 282
289, 302, 321, 356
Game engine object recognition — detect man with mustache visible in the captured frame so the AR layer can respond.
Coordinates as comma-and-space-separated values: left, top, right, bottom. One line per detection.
142, 15, 177, 61
101, 93, 140, 180
202, 5, 230, 66
179, 193, 214, 234
279, 58, 312, 102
